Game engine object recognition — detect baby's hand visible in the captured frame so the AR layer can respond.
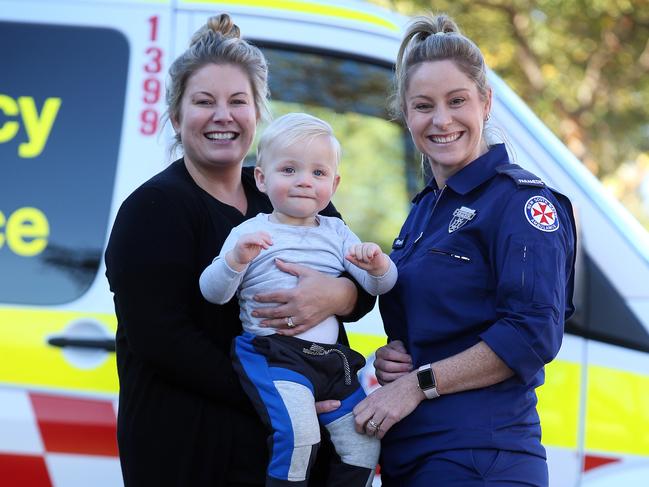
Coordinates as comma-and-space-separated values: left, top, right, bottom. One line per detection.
226, 231, 273, 271
346, 242, 390, 276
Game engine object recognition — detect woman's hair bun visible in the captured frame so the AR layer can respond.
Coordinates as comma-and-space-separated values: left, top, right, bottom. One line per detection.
190, 13, 240, 46
436, 14, 460, 35
406, 14, 460, 44
207, 14, 240, 39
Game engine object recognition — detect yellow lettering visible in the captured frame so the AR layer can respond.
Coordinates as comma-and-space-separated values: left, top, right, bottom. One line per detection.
0, 211, 5, 249
0, 94, 19, 143
6, 207, 49, 257
18, 96, 62, 158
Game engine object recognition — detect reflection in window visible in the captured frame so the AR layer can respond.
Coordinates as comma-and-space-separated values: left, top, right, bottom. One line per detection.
0, 22, 128, 305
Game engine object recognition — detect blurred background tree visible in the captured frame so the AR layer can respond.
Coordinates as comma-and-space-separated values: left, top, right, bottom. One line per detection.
369, 0, 649, 228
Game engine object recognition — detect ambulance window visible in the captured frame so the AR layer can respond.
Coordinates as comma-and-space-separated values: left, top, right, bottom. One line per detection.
251, 46, 418, 251
0, 22, 128, 305
567, 254, 649, 353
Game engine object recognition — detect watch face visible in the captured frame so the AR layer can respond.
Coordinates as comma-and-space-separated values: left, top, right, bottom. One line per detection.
417, 368, 435, 390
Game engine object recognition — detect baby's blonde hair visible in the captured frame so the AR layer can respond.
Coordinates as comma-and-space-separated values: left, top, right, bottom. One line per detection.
257, 113, 341, 168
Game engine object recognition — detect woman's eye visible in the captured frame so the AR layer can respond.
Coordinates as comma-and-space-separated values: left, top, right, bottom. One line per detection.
450, 97, 465, 106
196, 99, 212, 105
231, 98, 247, 105
415, 103, 432, 111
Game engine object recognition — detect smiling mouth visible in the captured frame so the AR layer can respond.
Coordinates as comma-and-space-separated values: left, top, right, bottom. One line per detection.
428, 132, 462, 144
205, 132, 238, 140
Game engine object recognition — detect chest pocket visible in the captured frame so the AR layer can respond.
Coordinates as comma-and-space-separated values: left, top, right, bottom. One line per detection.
396, 241, 492, 343
423, 245, 491, 296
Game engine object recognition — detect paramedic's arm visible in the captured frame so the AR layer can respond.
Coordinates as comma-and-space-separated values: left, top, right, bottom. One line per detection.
479, 189, 575, 385
355, 342, 512, 439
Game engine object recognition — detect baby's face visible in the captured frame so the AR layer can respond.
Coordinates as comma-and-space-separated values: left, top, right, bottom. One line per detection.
255, 135, 340, 226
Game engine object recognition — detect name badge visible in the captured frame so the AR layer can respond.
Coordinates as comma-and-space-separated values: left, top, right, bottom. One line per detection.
392, 235, 407, 249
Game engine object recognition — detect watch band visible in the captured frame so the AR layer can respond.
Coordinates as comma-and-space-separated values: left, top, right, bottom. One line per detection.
417, 363, 440, 399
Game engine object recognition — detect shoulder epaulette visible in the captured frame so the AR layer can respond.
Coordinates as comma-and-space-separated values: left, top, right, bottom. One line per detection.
495, 163, 545, 188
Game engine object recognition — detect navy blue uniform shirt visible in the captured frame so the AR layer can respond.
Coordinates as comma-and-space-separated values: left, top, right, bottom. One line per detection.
379, 144, 576, 477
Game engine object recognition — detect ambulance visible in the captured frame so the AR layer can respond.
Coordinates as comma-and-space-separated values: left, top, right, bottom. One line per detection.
1, 0, 648, 485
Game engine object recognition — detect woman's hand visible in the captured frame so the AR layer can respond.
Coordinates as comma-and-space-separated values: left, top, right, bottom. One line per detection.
252, 259, 357, 336
374, 340, 413, 385
353, 371, 424, 440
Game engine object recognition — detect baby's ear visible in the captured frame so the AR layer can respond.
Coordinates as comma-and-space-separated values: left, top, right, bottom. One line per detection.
254, 166, 267, 193
331, 174, 341, 195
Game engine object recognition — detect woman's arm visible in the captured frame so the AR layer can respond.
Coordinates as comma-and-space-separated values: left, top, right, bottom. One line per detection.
251, 259, 369, 335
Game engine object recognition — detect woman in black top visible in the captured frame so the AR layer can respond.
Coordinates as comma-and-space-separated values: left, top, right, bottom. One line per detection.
105, 15, 373, 486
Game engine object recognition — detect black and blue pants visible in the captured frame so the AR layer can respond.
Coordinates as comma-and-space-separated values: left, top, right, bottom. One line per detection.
233, 332, 379, 487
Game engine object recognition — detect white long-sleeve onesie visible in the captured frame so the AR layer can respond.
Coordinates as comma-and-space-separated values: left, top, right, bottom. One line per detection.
200, 213, 397, 344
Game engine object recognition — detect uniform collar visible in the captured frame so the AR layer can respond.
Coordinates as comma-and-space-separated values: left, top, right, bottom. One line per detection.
440, 143, 509, 195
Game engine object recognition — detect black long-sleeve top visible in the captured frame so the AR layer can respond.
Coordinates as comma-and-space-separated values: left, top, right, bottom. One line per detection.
104, 159, 375, 486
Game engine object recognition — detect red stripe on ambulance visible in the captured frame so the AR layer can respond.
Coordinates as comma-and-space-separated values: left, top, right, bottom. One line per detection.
29, 393, 118, 457
0, 453, 52, 487
583, 453, 621, 472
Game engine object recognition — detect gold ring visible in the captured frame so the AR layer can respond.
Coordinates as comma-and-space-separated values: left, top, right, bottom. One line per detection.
287, 316, 296, 328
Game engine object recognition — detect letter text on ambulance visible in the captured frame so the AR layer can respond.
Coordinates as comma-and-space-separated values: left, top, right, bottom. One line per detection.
0, 207, 50, 257
0, 94, 61, 158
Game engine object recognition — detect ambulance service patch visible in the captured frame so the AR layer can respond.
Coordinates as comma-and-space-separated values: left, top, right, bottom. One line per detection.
524, 196, 559, 232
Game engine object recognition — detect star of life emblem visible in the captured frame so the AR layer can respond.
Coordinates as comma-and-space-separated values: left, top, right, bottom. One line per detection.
448, 206, 476, 233
524, 196, 560, 232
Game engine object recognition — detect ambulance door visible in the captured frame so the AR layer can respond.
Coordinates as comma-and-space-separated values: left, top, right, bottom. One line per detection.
578, 261, 649, 486
0, 1, 170, 485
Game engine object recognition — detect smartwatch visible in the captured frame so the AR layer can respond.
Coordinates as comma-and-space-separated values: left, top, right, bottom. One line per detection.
417, 363, 439, 399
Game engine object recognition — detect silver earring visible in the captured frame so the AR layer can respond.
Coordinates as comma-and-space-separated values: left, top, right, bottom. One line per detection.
485, 113, 491, 122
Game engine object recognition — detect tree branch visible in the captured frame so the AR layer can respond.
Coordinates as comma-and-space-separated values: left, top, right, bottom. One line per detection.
472, 0, 545, 90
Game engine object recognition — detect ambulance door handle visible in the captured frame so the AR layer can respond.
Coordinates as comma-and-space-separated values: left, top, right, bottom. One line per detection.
47, 336, 116, 352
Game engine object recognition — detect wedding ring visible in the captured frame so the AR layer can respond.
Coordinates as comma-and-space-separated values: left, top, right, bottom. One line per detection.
286, 316, 296, 328
368, 419, 380, 431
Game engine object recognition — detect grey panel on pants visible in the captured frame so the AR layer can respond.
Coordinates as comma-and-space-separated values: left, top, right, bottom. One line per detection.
275, 381, 320, 481
324, 411, 380, 469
